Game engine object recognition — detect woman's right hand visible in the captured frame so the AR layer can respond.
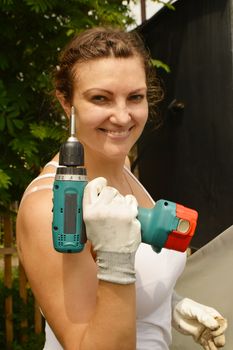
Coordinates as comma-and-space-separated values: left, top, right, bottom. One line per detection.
83, 177, 141, 284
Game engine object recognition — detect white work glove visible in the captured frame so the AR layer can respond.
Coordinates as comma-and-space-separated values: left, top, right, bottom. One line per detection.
172, 293, 227, 349
83, 177, 141, 284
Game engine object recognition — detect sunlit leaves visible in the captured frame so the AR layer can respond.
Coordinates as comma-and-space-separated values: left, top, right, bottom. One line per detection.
0, 0, 134, 208
0, 169, 11, 189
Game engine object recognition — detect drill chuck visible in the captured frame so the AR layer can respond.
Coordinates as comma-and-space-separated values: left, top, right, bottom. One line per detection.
59, 140, 84, 167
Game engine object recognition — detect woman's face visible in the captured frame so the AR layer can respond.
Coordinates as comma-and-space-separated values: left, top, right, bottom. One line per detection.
72, 56, 148, 160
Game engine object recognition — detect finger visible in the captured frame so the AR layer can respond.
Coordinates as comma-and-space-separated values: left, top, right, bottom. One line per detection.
125, 194, 138, 206
196, 312, 219, 330
211, 318, 227, 336
199, 336, 210, 350
213, 334, 225, 347
125, 194, 138, 216
199, 329, 217, 350
208, 339, 217, 350
83, 177, 107, 205
203, 306, 223, 320
111, 192, 125, 205
203, 346, 210, 350
200, 341, 210, 350
97, 185, 119, 205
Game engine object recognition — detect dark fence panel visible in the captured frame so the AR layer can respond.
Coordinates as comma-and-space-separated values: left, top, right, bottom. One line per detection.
136, 0, 233, 248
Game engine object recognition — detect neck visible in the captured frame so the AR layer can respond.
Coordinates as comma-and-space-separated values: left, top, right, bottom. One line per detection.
85, 151, 125, 180
84, 149, 132, 195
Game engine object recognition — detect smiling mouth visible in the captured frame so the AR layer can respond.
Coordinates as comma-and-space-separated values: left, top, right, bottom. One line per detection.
98, 126, 134, 137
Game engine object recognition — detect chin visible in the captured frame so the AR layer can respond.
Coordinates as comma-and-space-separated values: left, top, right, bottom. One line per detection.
101, 148, 130, 161
86, 142, 133, 161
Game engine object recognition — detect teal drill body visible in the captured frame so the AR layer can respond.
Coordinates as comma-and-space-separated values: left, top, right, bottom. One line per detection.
138, 201, 179, 253
52, 173, 87, 253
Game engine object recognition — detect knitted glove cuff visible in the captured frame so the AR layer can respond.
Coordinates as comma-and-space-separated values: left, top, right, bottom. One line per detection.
96, 251, 136, 284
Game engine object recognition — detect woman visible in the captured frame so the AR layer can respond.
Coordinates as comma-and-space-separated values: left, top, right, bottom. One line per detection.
16, 27, 227, 350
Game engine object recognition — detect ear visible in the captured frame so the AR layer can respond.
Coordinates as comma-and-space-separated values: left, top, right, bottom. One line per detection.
56, 90, 71, 117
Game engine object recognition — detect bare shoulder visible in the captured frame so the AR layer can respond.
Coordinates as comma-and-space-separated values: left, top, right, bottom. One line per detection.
16, 185, 55, 277
16, 167, 98, 348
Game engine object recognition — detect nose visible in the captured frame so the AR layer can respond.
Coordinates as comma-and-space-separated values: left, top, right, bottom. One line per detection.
109, 103, 132, 125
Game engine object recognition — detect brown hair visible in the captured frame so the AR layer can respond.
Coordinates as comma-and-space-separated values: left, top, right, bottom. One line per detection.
54, 27, 163, 124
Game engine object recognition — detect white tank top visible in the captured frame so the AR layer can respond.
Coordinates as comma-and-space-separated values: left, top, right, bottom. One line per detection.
23, 162, 186, 350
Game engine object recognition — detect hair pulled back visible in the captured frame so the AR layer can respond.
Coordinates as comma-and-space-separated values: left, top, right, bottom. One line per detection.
54, 27, 163, 124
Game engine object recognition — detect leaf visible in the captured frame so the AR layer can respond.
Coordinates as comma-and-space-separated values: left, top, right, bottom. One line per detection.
151, 59, 171, 73
29, 123, 48, 140
9, 137, 38, 158
0, 169, 11, 189
6, 117, 15, 136
12, 118, 24, 130
66, 29, 75, 37
152, 0, 175, 11
30, 122, 66, 141
24, 0, 56, 13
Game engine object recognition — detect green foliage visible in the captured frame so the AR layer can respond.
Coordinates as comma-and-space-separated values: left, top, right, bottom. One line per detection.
0, 268, 45, 349
151, 58, 171, 73
151, 0, 175, 11
0, 0, 135, 210
0, 169, 12, 189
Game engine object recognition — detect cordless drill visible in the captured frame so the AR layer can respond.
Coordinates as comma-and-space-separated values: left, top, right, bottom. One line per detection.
52, 109, 198, 253
52, 107, 88, 253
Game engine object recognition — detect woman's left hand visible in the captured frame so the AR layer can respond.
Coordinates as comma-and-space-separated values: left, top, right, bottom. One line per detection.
172, 297, 227, 349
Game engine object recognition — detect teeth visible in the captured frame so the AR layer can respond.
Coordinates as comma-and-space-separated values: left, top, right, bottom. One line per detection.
99, 128, 131, 136
107, 130, 129, 136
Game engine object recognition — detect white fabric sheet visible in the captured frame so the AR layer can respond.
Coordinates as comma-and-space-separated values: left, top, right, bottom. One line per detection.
170, 225, 233, 349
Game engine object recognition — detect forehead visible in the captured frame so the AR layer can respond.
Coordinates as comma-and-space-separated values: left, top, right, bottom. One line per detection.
73, 56, 146, 89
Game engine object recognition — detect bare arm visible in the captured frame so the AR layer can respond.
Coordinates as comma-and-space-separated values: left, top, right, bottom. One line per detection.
17, 188, 137, 350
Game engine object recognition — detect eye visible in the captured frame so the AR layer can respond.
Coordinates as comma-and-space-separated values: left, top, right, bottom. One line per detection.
128, 94, 145, 102
91, 95, 108, 103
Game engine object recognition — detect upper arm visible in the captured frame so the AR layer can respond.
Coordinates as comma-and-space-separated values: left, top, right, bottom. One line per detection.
16, 190, 98, 348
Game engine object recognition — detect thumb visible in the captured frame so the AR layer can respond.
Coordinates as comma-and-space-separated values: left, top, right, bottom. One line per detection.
83, 177, 107, 205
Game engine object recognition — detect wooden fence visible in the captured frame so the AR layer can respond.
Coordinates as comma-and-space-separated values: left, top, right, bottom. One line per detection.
0, 213, 43, 349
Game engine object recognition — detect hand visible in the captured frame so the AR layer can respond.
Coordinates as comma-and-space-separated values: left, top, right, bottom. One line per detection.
172, 297, 227, 349
83, 177, 141, 284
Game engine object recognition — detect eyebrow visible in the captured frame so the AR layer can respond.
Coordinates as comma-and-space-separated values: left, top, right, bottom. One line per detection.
83, 87, 147, 95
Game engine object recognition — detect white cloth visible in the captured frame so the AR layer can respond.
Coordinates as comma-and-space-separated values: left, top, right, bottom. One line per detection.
171, 225, 233, 350
22, 162, 186, 349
